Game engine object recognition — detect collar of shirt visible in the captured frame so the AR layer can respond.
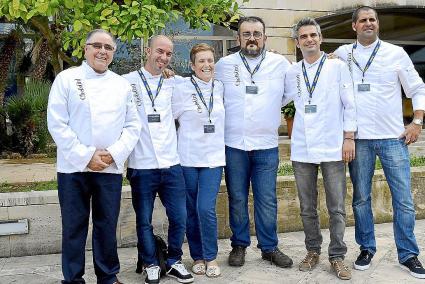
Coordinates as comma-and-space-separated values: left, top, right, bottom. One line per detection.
303, 52, 325, 69
245, 52, 264, 69
356, 38, 380, 50
193, 75, 213, 88
141, 67, 162, 79
82, 61, 109, 79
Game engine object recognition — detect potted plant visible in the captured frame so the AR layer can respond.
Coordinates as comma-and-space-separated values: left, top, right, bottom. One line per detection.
281, 101, 296, 138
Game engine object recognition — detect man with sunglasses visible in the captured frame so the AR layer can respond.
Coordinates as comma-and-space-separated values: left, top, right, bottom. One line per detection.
215, 16, 293, 268
47, 29, 141, 284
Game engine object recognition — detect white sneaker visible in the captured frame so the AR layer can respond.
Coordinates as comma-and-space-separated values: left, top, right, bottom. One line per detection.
144, 264, 161, 284
167, 261, 194, 283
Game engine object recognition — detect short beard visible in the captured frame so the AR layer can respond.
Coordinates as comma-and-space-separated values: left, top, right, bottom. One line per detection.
241, 45, 264, 58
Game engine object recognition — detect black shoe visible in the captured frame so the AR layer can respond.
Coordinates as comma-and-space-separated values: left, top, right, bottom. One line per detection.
228, 246, 246, 266
136, 259, 144, 274
144, 265, 161, 284
261, 248, 293, 268
167, 260, 194, 283
353, 250, 373, 271
400, 256, 425, 279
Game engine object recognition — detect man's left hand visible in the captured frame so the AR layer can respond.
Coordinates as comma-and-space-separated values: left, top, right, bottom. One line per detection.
400, 123, 422, 145
100, 150, 114, 165
342, 139, 355, 163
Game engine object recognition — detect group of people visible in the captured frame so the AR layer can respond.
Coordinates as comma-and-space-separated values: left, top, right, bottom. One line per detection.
47, 5, 425, 284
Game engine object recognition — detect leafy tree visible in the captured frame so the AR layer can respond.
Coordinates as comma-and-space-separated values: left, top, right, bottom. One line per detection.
0, 0, 243, 75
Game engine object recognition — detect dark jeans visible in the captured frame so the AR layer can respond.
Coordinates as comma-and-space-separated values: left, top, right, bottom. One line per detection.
292, 161, 347, 260
224, 146, 279, 252
58, 172, 122, 284
128, 165, 187, 266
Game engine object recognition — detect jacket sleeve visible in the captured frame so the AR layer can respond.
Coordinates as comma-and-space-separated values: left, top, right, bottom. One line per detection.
47, 73, 96, 171
339, 62, 357, 132
106, 84, 141, 170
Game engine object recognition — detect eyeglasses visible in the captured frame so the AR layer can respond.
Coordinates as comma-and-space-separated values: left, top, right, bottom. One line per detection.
241, 31, 263, 40
86, 42, 115, 51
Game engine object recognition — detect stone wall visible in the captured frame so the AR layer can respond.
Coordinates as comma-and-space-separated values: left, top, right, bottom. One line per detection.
1, 167, 425, 257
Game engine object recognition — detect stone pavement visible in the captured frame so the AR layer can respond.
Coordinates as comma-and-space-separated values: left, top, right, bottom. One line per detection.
1, 220, 425, 284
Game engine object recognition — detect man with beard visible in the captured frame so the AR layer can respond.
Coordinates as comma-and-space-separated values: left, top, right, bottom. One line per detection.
215, 16, 293, 268
47, 29, 141, 284
334, 6, 425, 279
123, 35, 194, 284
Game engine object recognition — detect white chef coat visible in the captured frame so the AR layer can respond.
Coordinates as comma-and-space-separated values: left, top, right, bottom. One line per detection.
284, 54, 357, 163
47, 61, 141, 174
122, 68, 180, 169
334, 39, 425, 139
172, 76, 225, 167
215, 51, 291, 151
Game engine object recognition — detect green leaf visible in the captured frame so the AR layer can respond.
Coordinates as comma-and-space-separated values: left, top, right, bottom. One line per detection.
73, 20, 82, 31
101, 8, 113, 17
80, 19, 91, 26
64, 0, 73, 9
12, 0, 19, 11
26, 9, 36, 19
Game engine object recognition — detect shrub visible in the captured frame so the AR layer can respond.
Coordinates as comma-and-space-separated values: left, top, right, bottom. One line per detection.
3, 79, 51, 156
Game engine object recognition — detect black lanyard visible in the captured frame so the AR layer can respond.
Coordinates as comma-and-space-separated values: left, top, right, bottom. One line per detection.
351, 40, 381, 83
239, 51, 266, 84
137, 70, 164, 112
191, 76, 214, 123
301, 54, 326, 104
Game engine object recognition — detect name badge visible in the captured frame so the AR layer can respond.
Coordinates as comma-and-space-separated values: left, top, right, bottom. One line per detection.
246, 85, 258, 94
148, 114, 161, 123
305, 105, 317, 114
357, 83, 370, 92
204, 124, 215, 133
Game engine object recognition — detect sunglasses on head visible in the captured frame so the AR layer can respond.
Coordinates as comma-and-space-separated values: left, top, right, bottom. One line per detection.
86, 42, 115, 51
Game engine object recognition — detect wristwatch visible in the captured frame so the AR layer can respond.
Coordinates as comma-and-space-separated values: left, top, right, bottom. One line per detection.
412, 118, 423, 126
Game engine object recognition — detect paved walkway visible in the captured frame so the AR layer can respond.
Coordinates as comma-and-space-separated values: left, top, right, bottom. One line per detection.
1, 220, 425, 284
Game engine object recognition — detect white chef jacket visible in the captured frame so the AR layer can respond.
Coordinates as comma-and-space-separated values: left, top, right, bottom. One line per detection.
122, 68, 180, 169
47, 61, 141, 174
334, 39, 425, 139
284, 54, 357, 163
215, 51, 291, 151
172, 76, 225, 167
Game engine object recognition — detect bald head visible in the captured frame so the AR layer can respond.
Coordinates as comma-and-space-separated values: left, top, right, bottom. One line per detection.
148, 35, 173, 49
144, 35, 174, 75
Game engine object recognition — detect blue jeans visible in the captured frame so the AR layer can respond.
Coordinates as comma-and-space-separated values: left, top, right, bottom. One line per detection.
127, 165, 187, 267
224, 146, 279, 252
349, 138, 419, 263
58, 172, 122, 284
182, 166, 223, 261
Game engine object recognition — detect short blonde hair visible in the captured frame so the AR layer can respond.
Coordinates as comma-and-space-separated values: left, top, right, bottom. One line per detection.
190, 43, 215, 64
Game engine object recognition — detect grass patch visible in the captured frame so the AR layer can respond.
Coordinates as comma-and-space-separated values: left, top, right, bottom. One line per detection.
279, 156, 425, 176
2, 157, 56, 164
1, 157, 425, 193
0, 177, 130, 193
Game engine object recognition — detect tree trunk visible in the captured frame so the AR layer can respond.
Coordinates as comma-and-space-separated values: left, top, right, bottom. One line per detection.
0, 30, 20, 106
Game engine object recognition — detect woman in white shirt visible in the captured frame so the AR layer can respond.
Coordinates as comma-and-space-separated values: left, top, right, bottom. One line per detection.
172, 43, 225, 278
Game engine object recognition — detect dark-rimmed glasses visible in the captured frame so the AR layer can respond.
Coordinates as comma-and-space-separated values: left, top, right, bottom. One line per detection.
241, 31, 263, 40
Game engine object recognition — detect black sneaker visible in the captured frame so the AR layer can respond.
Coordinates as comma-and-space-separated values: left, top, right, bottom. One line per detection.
167, 261, 194, 283
228, 246, 246, 266
401, 256, 425, 279
144, 265, 161, 284
353, 250, 373, 270
261, 248, 293, 268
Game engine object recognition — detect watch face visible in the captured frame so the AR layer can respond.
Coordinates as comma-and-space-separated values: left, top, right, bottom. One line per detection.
413, 118, 423, 125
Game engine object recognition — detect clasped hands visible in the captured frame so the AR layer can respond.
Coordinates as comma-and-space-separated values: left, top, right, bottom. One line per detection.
87, 149, 114, 171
